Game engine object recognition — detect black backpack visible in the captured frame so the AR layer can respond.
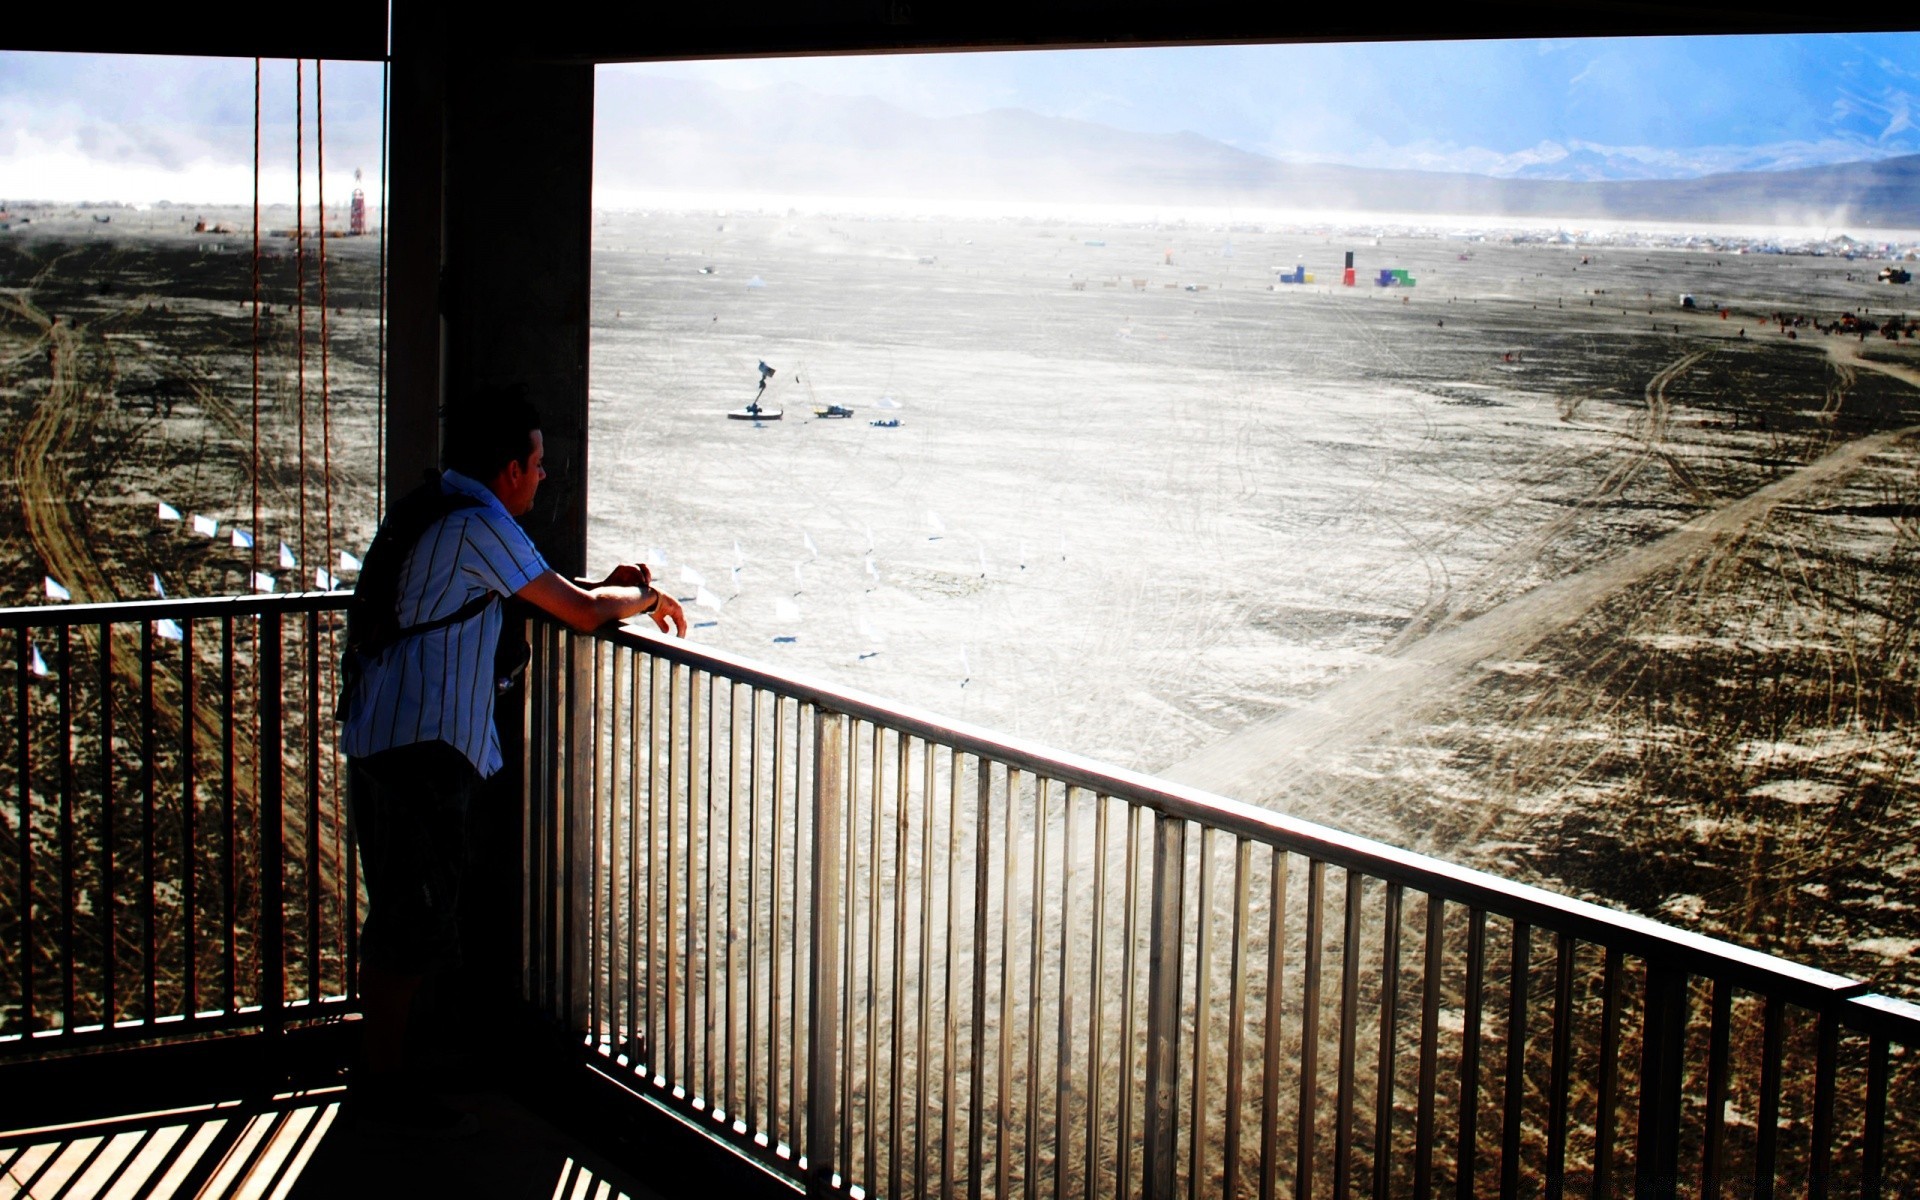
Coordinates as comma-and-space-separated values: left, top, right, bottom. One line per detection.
335, 477, 493, 722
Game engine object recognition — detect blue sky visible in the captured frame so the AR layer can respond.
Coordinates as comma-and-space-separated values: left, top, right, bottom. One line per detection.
3, 34, 1917, 202
619, 34, 1920, 178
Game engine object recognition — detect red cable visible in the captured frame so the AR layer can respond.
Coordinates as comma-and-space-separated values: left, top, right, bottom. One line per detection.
318, 60, 334, 594
295, 60, 309, 583
251, 60, 261, 596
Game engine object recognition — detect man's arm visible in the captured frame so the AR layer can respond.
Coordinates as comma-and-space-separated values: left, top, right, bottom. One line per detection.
516, 570, 688, 636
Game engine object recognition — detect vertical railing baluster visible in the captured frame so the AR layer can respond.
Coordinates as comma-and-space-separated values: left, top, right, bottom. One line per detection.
1334, 869, 1362, 1200
1547, 933, 1575, 1200
1086, 792, 1111, 1200
651, 653, 667, 1083
668, 660, 683, 1090
99, 619, 114, 1027
221, 617, 237, 1013
791, 701, 810, 1162
747, 686, 762, 1135
1119, 803, 1143, 1200
1636, 961, 1686, 1200
1190, 826, 1214, 1200
141, 619, 156, 1022
569, 631, 596, 1035
917, 737, 936, 1197
856, 723, 877, 1185
1593, 946, 1624, 1200
805, 709, 845, 1200
942, 748, 962, 1200
770, 691, 786, 1141
1415, 896, 1442, 1199
589, 639, 605, 1050
1501, 922, 1530, 1200
180, 620, 197, 1017
1027, 776, 1051, 1198
891, 735, 913, 1200
1754, 995, 1783, 1200
1809, 1009, 1839, 1200
997, 766, 1018, 1200
1701, 978, 1732, 1200
702, 672, 717, 1107
1455, 909, 1486, 1200
630, 652, 647, 1069
612, 643, 628, 1055
59, 624, 75, 1030
1296, 860, 1326, 1200
1259, 849, 1288, 1200
1223, 837, 1252, 1199
1862, 1031, 1887, 1199
730, 680, 747, 1122
1373, 881, 1403, 1200
975, 756, 990, 1200
1143, 813, 1188, 1200
15, 624, 32, 1034
304, 610, 320, 1006
259, 612, 284, 1036
1056, 785, 1079, 1200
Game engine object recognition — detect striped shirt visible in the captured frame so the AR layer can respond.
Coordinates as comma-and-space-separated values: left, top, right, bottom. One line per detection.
339, 469, 551, 777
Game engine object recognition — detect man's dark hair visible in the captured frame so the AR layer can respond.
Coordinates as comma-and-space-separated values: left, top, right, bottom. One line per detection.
444, 386, 542, 481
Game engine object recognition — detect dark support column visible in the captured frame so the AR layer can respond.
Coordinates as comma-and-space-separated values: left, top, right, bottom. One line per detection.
383, 0, 450, 506
1635, 962, 1687, 1199
442, 57, 596, 578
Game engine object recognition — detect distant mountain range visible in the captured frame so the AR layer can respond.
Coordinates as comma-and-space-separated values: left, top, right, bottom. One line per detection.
595, 75, 1920, 229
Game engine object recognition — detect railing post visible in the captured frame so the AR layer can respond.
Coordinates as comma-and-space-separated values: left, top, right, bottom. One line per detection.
1635, 960, 1687, 1199
565, 630, 595, 1035
1143, 814, 1187, 1200
806, 709, 845, 1198
259, 612, 284, 1038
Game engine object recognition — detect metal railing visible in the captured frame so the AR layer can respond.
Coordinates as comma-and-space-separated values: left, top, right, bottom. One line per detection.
525, 614, 1920, 1199
0, 593, 357, 1055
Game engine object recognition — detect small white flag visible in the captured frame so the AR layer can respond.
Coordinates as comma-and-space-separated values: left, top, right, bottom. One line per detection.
774, 597, 801, 622
279, 542, 297, 569
695, 586, 725, 612
44, 576, 70, 602
252, 571, 275, 593
151, 573, 166, 598
857, 615, 880, 643
926, 510, 946, 537
793, 561, 805, 587
865, 524, 875, 551
315, 567, 339, 590
154, 619, 184, 642
865, 556, 879, 581
802, 530, 819, 559
157, 501, 181, 521
647, 547, 669, 569
191, 514, 218, 537
730, 566, 742, 592
978, 547, 989, 575
230, 528, 253, 549
733, 539, 745, 568
680, 565, 705, 588
338, 549, 362, 573
28, 644, 49, 678
960, 646, 972, 676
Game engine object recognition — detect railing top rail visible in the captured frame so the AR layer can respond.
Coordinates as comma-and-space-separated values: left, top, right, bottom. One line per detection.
0, 591, 352, 628
594, 617, 1920, 1030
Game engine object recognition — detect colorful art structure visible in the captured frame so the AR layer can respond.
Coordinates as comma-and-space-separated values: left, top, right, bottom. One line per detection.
1343, 251, 1356, 287
1276, 264, 1314, 284
1375, 269, 1416, 287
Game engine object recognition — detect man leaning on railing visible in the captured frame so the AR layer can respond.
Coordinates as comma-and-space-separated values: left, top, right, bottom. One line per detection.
336, 388, 687, 1138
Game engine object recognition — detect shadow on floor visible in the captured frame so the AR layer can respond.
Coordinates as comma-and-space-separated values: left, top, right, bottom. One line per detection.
0, 1085, 666, 1199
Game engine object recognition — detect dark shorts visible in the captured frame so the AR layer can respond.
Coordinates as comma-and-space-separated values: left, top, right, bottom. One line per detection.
348, 740, 481, 976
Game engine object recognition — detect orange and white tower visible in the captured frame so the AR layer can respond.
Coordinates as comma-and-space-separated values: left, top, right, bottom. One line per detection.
349, 168, 368, 236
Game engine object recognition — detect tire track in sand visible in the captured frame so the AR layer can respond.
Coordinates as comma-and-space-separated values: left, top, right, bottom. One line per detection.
1165, 344, 1920, 806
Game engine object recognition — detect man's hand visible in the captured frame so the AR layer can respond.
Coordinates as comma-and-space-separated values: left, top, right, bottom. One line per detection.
644, 591, 689, 637
594, 562, 652, 590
